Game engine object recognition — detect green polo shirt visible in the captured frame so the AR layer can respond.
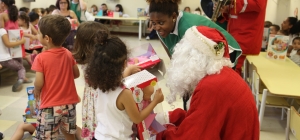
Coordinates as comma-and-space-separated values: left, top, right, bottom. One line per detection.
159, 12, 241, 65
70, 2, 81, 23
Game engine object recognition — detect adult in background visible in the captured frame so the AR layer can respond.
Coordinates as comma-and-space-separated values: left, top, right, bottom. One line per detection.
221, 0, 267, 75
156, 26, 259, 140
281, 17, 300, 57
70, 0, 87, 23
147, 0, 241, 110
52, 0, 79, 51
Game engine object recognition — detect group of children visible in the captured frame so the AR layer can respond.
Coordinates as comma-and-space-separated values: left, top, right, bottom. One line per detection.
264, 21, 300, 66
0, 2, 164, 139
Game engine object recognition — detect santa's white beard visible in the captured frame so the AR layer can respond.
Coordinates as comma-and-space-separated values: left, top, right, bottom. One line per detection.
166, 39, 233, 104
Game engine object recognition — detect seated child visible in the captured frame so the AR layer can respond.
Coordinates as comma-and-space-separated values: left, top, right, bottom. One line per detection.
18, 11, 41, 65
291, 49, 300, 66
90, 4, 98, 16
31, 15, 80, 139
0, 26, 32, 92
110, 4, 123, 29
85, 34, 164, 139
269, 24, 280, 34
287, 37, 300, 57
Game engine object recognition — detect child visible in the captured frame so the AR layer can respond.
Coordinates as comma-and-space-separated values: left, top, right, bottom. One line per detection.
110, 4, 123, 29
19, 7, 30, 15
90, 4, 98, 16
277, 30, 289, 35
184, 7, 191, 13
0, 24, 32, 92
18, 11, 39, 65
0, 0, 18, 30
31, 15, 80, 140
287, 37, 300, 57
291, 49, 300, 66
85, 35, 164, 139
73, 21, 142, 140
31, 8, 42, 17
269, 24, 280, 35
28, 12, 40, 31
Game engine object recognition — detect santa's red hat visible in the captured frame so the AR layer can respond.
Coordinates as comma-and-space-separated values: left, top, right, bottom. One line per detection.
184, 26, 230, 60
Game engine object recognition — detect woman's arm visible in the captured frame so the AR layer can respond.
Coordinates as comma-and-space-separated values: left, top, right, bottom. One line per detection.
70, 10, 80, 25
79, 0, 87, 11
2, 34, 26, 48
117, 88, 164, 124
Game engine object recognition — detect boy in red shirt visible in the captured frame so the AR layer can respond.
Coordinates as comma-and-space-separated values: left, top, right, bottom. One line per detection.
31, 15, 80, 140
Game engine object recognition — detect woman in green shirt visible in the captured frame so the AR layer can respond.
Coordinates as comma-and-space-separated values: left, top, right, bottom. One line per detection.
147, 0, 241, 64
147, 0, 242, 110
70, 0, 87, 23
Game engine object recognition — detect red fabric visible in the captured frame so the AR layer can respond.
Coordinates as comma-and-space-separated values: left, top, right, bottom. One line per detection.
31, 47, 79, 109
196, 26, 230, 59
156, 67, 259, 140
227, 0, 267, 56
235, 55, 246, 75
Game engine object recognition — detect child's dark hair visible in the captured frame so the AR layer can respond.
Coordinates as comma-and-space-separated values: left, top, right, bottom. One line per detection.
18, 11, 30, 28
86, 35, 128, 92
28, 12, 39, 22
41, 8, 46, 15
278, 30, 288, 36
31, 8, 39, 14
146, 0, 181, 17
292, 37, 300, 43
264, 21, 272, 28
287, 17, 300, 35
19, 7, 29, 13
115, 4, 123, 13
270, 24, 280, 31
184, 7, 190, 11
45, 8, 50, 14
2, 0, 18, 22
73, 22, 110, 65
48, 5, 57, 13
38, 15, 71, 46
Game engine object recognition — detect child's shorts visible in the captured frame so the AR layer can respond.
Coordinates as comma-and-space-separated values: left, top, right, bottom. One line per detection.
33, 104, 77, 139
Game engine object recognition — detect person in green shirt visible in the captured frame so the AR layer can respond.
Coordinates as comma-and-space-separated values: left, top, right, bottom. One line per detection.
147, 0, 242, 110
147, 0, 241, 65
70, 0, 87, 23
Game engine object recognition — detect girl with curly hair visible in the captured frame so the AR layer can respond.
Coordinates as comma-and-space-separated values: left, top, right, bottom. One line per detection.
85, 33, 164, 140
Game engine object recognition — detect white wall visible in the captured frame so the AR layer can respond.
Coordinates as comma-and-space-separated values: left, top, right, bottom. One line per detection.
265, 0, 278, 24
17, 0, 202, 18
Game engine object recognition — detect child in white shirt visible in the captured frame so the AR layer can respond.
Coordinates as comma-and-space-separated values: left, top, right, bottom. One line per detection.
0, 28, 32, 92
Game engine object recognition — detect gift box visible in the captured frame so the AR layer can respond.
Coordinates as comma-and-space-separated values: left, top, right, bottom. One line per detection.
108, 11, 114, 17
266, 35, 289, 60
23, 87, 38, 124
8, 29, 25, 58
22, 30, 43, 50
128, 43, 161, 70
123, 70, 165, 140
67, 18, 79, 30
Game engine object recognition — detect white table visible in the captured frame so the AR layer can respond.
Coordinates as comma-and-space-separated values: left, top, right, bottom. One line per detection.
94, 16, 148, 40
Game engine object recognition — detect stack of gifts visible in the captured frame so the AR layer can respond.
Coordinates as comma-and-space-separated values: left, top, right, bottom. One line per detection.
128, 43, 161, 70
123, 70, 165, 140
266, 35, 289, 60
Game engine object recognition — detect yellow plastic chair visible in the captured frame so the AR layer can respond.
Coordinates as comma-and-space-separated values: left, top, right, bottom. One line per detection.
290, 106, 300, 140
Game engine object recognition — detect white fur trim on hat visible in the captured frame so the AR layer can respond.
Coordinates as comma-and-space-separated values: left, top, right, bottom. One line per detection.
184, 26, 225, 60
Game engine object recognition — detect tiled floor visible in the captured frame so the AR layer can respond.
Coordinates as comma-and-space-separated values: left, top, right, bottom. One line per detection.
0, 35, 296, 140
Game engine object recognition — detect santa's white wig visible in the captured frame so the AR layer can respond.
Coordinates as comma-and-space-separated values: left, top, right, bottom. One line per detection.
166, 26, 233, 104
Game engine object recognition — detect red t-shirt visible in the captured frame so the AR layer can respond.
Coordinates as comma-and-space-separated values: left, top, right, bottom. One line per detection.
32, 47, 79, 109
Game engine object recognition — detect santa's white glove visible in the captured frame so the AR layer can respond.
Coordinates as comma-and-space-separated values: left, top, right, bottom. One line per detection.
155, 111, 170, 125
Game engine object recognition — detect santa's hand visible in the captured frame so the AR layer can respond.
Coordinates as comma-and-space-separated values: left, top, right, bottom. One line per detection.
153, 88, 164, 104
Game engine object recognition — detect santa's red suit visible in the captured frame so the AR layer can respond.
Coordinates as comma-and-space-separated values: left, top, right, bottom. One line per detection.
226, 0, 267, 74
155, 26, 259, 140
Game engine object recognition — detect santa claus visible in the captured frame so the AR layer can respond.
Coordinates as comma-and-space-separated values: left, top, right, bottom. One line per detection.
155, 26, 259, 140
